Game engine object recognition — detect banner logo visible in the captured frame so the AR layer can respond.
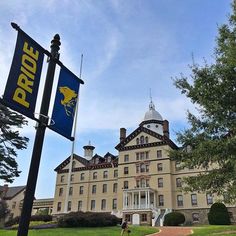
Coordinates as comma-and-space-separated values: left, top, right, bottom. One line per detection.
51, 67, 80, 140
2, 30, 44, 119
59, 86, 77, 116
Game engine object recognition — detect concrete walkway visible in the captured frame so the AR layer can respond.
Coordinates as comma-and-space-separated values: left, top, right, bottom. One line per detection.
148, 226, 193, 236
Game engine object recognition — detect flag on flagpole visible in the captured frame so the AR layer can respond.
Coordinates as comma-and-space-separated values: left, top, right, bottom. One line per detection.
51, 66, 81, 140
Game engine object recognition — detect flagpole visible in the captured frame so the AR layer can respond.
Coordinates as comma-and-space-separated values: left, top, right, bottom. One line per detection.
64, 54, 83, 213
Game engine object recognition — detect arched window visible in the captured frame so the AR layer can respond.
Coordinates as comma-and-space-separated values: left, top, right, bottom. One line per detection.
145, 136, 149, 144
93, 172, 97, 180
140, 136, 144, 144
136, 138, 139, 145
72, 161, 76, 169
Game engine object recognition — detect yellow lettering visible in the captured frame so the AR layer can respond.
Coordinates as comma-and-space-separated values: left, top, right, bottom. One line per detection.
21, 66, 34, 80
13, 88, 29, 108
17, 73, 33, 93
22, 54, 37, 74
23, 42, 39, 60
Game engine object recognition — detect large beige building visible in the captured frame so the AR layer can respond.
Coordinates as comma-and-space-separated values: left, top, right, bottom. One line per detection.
52, 101, 236, 225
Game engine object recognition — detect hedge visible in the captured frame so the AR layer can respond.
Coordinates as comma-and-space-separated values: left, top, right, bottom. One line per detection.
4, 214, 52, 227
163, 212, 185, 226
208, 202, 230, 225
58, 211, 120, 227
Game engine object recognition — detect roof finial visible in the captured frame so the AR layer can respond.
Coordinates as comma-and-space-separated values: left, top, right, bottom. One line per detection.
149, 88, 152, 102
149, 89, 155, 110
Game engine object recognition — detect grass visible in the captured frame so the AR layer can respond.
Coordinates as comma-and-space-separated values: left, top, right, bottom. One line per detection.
192, 225, 236, 236
0, 226, 158, 236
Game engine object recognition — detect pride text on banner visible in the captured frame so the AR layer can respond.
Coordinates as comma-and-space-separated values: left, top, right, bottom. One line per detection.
3, 30, 44, 119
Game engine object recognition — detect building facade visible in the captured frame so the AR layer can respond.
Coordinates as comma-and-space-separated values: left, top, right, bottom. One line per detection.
52, 101, 236, 225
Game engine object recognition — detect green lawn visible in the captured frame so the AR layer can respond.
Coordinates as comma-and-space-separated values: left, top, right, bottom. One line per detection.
192, 225, 236, 236
0, 226, 158, 236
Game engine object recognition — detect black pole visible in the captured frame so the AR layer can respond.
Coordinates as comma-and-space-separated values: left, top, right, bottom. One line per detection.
17, 34, 61, 236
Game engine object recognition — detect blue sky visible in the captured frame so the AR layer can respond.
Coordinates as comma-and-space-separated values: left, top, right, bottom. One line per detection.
0, 0, 232, 198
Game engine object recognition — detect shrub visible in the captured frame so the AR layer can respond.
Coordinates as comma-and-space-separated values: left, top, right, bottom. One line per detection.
4, 214, 52, 227
163, 212, 185, 226
208, 202, 230, 225
58, 211, 120, 227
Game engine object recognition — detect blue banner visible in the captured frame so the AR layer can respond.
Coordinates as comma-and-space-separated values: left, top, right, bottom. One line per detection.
51, 67, 80, 140
3, 30, 44, 119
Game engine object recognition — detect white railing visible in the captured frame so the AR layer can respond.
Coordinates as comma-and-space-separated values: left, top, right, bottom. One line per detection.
123, 204, 153, 210
160, 208, 172, 226
152, 208, 161, 226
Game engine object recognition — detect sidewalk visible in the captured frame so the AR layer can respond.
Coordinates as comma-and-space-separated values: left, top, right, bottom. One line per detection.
148, 226, 193, 236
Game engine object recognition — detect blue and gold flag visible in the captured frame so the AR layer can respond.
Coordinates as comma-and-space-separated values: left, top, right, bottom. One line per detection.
51, 66, 80, 140
3, 30, 44, 119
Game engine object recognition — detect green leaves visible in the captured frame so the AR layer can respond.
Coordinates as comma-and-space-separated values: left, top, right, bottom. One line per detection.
172, 1, 236, 203
0, 103, 29, 183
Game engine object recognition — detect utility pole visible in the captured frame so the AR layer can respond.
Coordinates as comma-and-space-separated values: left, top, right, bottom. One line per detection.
17, 34, 61, 236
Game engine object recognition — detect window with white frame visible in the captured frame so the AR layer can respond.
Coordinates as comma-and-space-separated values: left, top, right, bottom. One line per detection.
158, 195, 164, 206
91, 200, 95, 210
103, 171, 108, 179
113, 183, 118, 193
69, 187, 73, 196
124, 181, 128, 189
191, 194, 198, 206
80, 173, 85, 180
57, 202, 61, 211
70, 174, 74, 182
79, 186, 84, 194
158, 178, 163, 188
157, 150, 162, 158
92, 185, 96, 194
59, 187, 63, 196
176, 178, 182, 188
67, 201, 72, 211
60, 175, 65, 183
93, 172, 97, 180
177, 195, 183, 207
157, 163, 163, 171
78, 201, 82, 211
114, 169, 118, 178
101, 199, 106, 210
112, 198, 117, 209
102, 184, 107, 193
124, 167, 129, 175
124, 154, 129, 162
206, 193, 213, 205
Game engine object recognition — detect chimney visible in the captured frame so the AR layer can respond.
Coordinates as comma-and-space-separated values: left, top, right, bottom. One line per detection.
83, 141, 95, 160
163, 120, 169, 138
120, 128, 126, 142
2, 184, 8, 198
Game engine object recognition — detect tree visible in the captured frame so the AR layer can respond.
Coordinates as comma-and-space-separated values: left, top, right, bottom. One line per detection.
0, 200, 9, 221
170, 1, 236, 203
0, 103, 29, 183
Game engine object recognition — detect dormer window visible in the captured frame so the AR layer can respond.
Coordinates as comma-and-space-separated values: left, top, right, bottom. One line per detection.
136, 138, 139, 145
107, 156, 111, 162
95, 158, 99, 164
145, 136, 148, 144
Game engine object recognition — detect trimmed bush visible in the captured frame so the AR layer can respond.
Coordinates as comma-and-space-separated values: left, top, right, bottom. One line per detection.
163, 212, 185, 226
58, 211, 120, 227
208, 202, 230, 225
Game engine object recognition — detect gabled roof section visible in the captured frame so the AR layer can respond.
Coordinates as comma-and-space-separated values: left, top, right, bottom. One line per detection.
3, 186, 26, 200
115, 126, 178, 151
54, 154, 89, 172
